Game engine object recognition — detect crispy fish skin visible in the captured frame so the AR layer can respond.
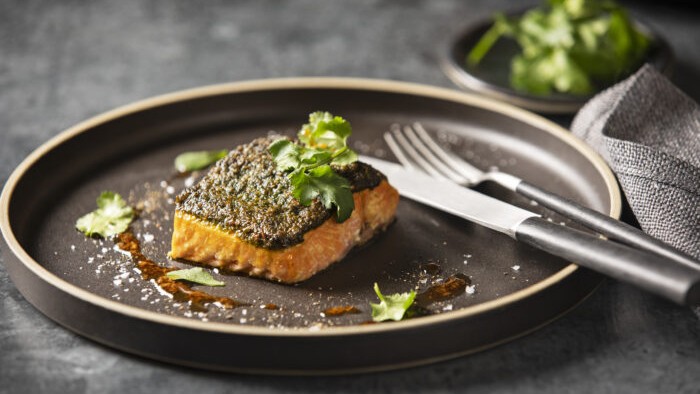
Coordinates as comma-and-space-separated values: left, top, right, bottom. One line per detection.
170, 137, 399, 283
170, 180, 398, 283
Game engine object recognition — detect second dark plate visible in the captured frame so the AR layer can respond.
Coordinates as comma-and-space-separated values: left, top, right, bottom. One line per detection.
442, 14, 674, 114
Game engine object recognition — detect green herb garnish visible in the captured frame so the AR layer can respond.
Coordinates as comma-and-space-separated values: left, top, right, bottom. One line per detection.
370, 283, 416, 322
75, 191, 135, 238
165, 267, 225, 287
269, 111, 359, 222
468, 0, 650, 95
174, 149, 228, 173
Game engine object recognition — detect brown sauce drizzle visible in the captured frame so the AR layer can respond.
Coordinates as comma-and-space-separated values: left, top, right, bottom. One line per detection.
263, 303, 279, 310
117, 232, 243, 312
414, 273, 471, 307
421, 261, 442, 275
323, 305, 362, 316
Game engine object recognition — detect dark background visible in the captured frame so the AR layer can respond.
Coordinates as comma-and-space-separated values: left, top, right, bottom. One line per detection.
1, 1, 699, 392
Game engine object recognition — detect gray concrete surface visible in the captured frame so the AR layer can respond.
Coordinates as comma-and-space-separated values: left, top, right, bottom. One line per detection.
2, 0, 699, 392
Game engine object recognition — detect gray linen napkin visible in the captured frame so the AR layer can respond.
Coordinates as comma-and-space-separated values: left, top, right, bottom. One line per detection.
571, 64, 700, 260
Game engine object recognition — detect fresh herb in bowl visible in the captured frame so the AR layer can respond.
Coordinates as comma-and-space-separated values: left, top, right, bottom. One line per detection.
467, 0, 650, 96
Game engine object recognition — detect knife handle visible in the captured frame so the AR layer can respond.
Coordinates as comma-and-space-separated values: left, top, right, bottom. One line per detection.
515, 217, 700, 305
515, 180, 700, 271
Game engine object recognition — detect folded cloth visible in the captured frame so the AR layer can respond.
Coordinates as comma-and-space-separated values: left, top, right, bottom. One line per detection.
571, 64, 700, 260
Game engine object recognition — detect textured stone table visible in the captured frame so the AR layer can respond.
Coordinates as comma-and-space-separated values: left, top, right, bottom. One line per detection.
2, 1, 699, 392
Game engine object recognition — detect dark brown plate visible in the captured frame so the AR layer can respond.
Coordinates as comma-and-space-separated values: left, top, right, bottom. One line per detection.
442, 14, 674, 114
0, 78, 620, 374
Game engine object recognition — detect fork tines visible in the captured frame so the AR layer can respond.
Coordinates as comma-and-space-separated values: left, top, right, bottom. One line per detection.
383, 123, 480, 185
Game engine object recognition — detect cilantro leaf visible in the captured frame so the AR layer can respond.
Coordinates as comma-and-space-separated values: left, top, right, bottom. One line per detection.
298, 111, 353, 150
289, 165, 355, 222
76, 191, 134, 238
299, 147, 333, 165
268, 139, 302, 171
174, 149, 228, 173
370, 283, 416, 322
331, 148, 358, 166
165, 267, 225, 286
269, 111, 359, 223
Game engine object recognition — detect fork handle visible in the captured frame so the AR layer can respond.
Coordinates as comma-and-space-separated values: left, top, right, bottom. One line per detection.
515, 180, 700, 271
515, 217, 700, 305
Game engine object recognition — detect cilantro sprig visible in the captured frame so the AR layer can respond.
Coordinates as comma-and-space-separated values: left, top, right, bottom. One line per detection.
269, 111, 359, 222
370, 283, 416, 322
468, 0, 650, 96
75, 191, 135, 238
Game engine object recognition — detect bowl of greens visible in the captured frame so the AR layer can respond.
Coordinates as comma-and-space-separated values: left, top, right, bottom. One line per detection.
441, 0, 674, 114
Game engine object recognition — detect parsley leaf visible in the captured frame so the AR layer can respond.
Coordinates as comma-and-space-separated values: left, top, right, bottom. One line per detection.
269, 111, 359, 222
370, 283, 416, 322
468, 0, 650, 96
174, 149, 228, 173
166, 267, 225, 286
75, 191, 134, 238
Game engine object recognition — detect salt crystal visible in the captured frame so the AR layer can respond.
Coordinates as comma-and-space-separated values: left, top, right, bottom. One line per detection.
511, 265, 520, 271
466, 285, 476, 295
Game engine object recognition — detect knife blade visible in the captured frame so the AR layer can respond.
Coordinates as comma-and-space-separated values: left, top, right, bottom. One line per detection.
362, 156, 700, 305
362, 156, 537, 237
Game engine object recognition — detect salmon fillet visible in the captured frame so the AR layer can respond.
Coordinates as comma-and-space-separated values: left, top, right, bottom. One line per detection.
170, 137, 399, 283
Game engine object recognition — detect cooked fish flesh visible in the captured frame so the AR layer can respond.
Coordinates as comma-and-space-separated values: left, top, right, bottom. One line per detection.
170, 137, 399, 283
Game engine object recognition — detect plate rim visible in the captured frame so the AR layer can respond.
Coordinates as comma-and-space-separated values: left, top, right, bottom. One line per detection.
0, 77, 622, 338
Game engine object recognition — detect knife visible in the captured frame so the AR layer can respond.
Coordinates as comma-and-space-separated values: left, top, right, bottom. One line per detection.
362, 156, 700, 306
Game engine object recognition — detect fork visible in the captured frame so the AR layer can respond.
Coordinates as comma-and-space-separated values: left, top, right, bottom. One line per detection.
384, 122, 700, 270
